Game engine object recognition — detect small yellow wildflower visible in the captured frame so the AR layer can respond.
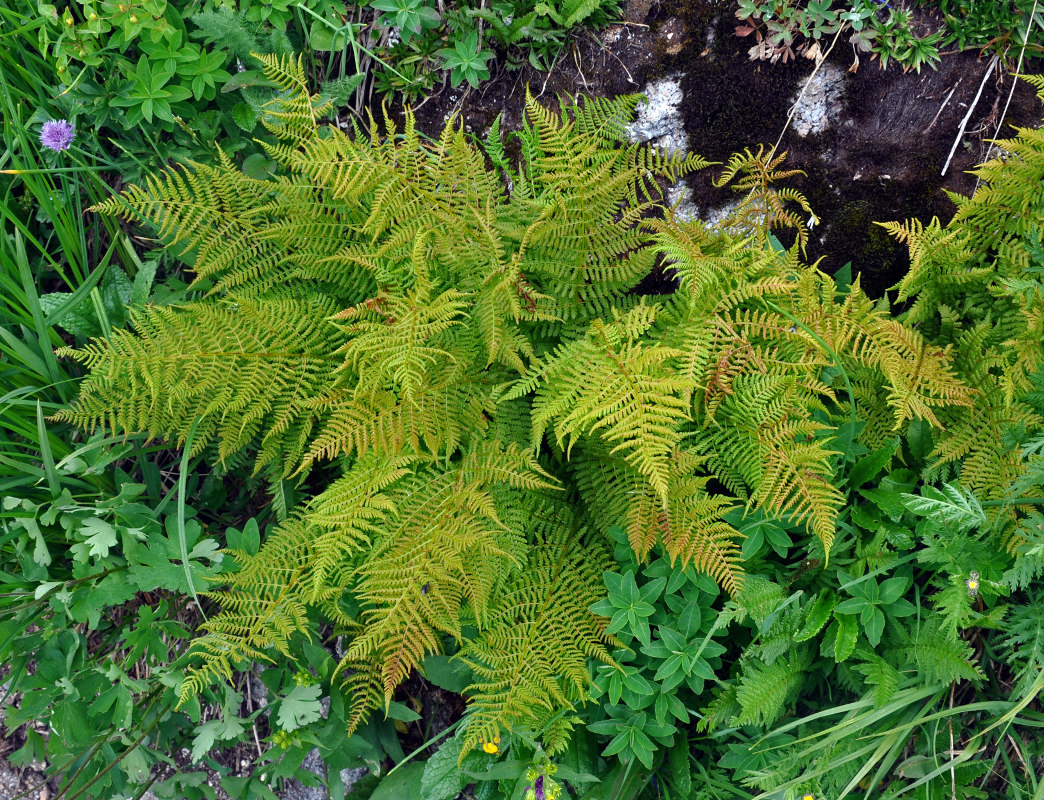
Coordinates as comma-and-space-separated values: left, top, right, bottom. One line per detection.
481, 735, 501, 754
801, 794, 815, 800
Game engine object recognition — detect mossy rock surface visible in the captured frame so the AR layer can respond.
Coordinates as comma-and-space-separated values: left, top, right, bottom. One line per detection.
399, 0, 1042, 296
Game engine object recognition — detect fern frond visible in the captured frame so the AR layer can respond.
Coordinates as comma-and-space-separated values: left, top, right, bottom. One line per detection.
253, 52, 328, 145
734, 649, 811, 727
55, 298, 340, 475
458, 512, 614, 754
514, 304, 693, 503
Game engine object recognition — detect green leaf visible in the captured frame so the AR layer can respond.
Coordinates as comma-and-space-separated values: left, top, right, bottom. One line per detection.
878, 576, 909, 605
420, 735, 464, 800
834, 614, 858, 662
371, 762, 426, 800
834, 597, 868, 614
221, 69, 275, 93
795, 590, 835, 641
131, 259, 159, 306
309, 20, 336, 50
276, 683, 323, 731
190, 714, 246, 762
52, 701, 92, 749
243, 153, 278, 180
81, 517, 119, 560
864, 607, 886, 647
848, 438, 900, 488
906, 418, 933, 463
127, 516, 221, 593
386, 700, 421, 722
231, 101, 258, 131
901, 483, 986, 531
421, 654, 474, 693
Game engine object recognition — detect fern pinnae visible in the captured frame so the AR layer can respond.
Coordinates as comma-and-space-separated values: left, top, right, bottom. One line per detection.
69, 59, 991, 750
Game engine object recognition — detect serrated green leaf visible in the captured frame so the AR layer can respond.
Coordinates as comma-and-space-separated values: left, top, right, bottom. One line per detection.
795, 590, 835, 641
834, 614, 858, 662
420, 735, 464, 800
276, 684, 323, 731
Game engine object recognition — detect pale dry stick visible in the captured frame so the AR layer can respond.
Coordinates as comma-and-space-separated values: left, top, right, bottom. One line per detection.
940, 54, 998, 176
768, 23, 846, 162
573, 41, 590, 92
924, 84, 959, 134
974, 0, 1040, 192
538, 46, 565, 98
1005, 732, 1031, 786
245, 668, 264, 758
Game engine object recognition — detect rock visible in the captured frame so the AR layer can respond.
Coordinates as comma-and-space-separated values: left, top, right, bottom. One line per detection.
627, 76, 689, 155
791, 63, 846, 137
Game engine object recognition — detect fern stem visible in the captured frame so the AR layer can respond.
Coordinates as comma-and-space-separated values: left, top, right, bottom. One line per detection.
178, 416, 204, 620
981, 498, 1044, 507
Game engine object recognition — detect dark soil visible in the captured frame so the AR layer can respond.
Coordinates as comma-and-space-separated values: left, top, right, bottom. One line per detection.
395, 0, 1043, 297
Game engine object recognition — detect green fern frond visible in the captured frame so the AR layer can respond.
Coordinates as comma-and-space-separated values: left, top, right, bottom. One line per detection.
734, 649, 811, 727
253, 52, 328, 145
714, 147, 812, 251
55, 298, 340, 475
457, 513, 614, 755
513, 303, 694, 503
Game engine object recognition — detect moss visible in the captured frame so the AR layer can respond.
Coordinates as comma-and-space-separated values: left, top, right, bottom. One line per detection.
801, 177, 956, 298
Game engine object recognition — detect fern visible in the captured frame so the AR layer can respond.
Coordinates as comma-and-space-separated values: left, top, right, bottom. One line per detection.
734, 649, 811, 727
884, 73, 1044, 530
62, 55, 974, 749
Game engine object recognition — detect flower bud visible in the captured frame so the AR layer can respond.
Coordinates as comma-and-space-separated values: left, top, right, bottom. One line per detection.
65, 16, 74, 24
129, 14, 137, 22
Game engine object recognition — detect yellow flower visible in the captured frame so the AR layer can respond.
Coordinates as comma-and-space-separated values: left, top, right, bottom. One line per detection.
480, 734, 502, 754
966, 570, 980, 597
801, 795, 815, 800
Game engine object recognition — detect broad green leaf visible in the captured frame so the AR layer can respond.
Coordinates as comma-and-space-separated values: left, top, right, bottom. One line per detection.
371, 761, 426, 800
848, 438, 900, 488
420, 734, 464, 800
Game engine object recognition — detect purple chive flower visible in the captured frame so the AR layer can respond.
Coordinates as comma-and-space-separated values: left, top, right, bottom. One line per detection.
534, 775, 545, 800
40, 119, 76, 152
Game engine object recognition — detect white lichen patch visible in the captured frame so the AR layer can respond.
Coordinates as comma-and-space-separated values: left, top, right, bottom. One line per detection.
627, 76, 689, 155
666, 183, 699, 223
791, 63, 846, 137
